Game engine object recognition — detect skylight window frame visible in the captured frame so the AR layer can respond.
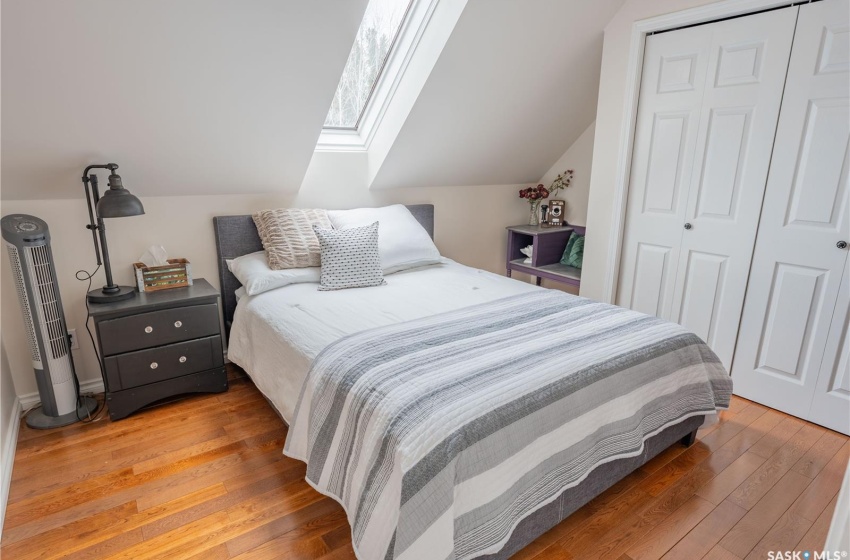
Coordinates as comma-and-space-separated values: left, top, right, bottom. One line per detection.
322, 0, 415, 133
317, 0, 440, 152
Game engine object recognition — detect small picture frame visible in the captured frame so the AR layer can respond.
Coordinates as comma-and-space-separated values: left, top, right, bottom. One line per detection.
548, 200, 565, 226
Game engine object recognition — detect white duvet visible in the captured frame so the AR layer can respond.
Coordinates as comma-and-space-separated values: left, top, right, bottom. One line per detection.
226, 259, 539, 422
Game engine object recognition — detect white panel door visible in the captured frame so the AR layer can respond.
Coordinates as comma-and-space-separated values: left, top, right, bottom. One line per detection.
668, 9, 797, 370
809, 258, 850, 434
617, 26, 712, 318
731, 0, 850, 431
618, 7, 797, 371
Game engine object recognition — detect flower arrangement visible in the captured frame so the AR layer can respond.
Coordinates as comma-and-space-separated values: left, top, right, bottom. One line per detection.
518, 184, 550, 202
518, 169, 574, 226
549, 169, 574, 195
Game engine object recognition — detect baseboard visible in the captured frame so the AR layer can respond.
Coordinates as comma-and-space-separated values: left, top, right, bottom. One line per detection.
0, 395, 22, 540
18, 378, 105, 411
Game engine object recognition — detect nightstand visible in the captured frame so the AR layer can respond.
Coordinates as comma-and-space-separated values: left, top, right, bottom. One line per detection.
88, 278, 227, 420
506, 224, 586, 288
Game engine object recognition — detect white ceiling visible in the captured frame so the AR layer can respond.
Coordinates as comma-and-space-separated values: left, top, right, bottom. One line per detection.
370, 0, 625, 189
1, 0, 368, 200
1, 0, 624, 200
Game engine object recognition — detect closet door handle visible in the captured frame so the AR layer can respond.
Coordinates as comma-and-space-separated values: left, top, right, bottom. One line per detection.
838, 240, 848, 249
684, 223, 693, 230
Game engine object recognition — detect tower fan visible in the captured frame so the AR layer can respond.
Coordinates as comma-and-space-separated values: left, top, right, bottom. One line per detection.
2, 214, 97, 428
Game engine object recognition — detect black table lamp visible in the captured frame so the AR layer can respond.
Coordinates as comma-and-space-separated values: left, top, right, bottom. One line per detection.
81, 163, 145, 303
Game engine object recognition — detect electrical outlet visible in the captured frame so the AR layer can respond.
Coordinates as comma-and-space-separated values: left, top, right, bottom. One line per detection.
67, 329, 79, 350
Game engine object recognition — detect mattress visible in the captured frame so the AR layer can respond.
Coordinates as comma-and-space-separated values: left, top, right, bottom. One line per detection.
226, 259, 540, 422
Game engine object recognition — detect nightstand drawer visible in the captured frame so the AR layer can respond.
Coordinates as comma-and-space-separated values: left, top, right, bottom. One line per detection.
99, 303, 220, 355
104, 335, 223, 390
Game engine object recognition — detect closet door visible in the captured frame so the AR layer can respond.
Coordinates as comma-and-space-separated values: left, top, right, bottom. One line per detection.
809, 258, 850, 433
617, 7, 797, 369
731, 0, 850, 428
667, 9, 797, 369
616, 25, 712, 319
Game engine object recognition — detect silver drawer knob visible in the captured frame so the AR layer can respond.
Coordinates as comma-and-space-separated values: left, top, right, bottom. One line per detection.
174, 320, 183, 328
144, 326, 153, 334
150, 362, 158, 369
179, 356, 187, 363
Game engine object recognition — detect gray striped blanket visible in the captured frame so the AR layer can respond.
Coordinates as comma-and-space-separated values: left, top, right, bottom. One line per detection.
283, 291, 731, 560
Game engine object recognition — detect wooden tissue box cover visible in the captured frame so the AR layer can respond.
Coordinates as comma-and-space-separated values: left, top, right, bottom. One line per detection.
133, 258, 193, 292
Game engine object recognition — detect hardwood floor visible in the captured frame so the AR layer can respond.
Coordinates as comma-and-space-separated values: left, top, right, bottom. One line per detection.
1, 366, 846, 559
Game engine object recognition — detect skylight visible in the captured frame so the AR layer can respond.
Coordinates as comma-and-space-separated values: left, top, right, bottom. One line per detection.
324, 0, 414, 129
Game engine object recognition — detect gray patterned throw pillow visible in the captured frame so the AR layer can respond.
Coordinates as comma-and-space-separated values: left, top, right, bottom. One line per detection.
313, 222, 387, 291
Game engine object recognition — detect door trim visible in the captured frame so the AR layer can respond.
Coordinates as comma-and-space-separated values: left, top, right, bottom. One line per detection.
602, 0, 810, 304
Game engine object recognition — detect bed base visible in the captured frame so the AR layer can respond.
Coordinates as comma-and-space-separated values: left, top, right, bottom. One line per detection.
480, 415, 705, 560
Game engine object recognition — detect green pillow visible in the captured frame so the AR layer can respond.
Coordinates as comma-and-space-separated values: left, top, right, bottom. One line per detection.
560, 235, 578, 265
560, 234, 584, 268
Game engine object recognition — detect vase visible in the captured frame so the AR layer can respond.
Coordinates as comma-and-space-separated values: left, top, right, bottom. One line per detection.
529, 200, 541, 226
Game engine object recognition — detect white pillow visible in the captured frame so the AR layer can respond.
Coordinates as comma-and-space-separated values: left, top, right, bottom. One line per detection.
327, 205, 441, 274
226, 251, 320, 296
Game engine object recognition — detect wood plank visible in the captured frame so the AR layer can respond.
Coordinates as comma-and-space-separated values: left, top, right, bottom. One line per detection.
795, 493, 839, 554
661, 500, 746, 560
139, 472, 302, 540
638, 444, 712, 497
789, 440, 849, 523
698, 406, 770, 452
718, 471, 813, 557
625, 495, 716, 560
320, 524, 352, 552
746, 416, 806, 459
702, 544, 743, 560
791, 430, 846, 479
728, 423, 822, 510
696, 452, 767, 505
716, 409, 785, 457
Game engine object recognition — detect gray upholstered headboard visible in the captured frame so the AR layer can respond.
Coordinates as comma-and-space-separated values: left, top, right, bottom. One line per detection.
212, 204, 435, 337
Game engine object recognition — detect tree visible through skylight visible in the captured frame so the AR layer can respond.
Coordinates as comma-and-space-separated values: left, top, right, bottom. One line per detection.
324, 0, 413, 129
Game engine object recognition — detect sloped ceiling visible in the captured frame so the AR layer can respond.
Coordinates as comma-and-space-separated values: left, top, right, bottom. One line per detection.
1, 0, 367, 200
370, 0, 625, 189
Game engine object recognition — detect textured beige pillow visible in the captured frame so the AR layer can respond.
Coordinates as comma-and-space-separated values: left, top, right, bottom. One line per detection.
252, 208, 332, 269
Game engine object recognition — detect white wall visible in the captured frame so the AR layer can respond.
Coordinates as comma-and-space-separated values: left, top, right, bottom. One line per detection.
1, 120, 600, 397
0, 172, 532, 397
0, 340, 19, 538
581, 0, 724, 301
538, 121, 595, 227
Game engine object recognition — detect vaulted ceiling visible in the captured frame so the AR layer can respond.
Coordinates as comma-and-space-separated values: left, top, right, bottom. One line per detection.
371, 0, 624, 189
1, 0, 368, 199
1, 0, 624, 200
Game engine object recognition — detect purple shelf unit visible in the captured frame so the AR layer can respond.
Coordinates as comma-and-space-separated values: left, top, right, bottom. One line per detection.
505, 224, 586, 287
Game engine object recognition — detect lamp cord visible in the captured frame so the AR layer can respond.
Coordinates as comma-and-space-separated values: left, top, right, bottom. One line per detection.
73, 266, 106, 423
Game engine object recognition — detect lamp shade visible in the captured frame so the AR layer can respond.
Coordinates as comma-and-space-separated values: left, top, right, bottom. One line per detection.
96, 172, 145, 218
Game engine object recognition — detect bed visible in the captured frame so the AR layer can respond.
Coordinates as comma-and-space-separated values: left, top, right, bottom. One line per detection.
213, 205, 730, 560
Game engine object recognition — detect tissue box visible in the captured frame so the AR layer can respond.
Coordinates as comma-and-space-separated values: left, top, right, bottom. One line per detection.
133, 258, 193, 292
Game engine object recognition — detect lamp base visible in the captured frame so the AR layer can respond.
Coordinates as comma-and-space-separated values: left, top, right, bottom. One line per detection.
87, 285, 136, 303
